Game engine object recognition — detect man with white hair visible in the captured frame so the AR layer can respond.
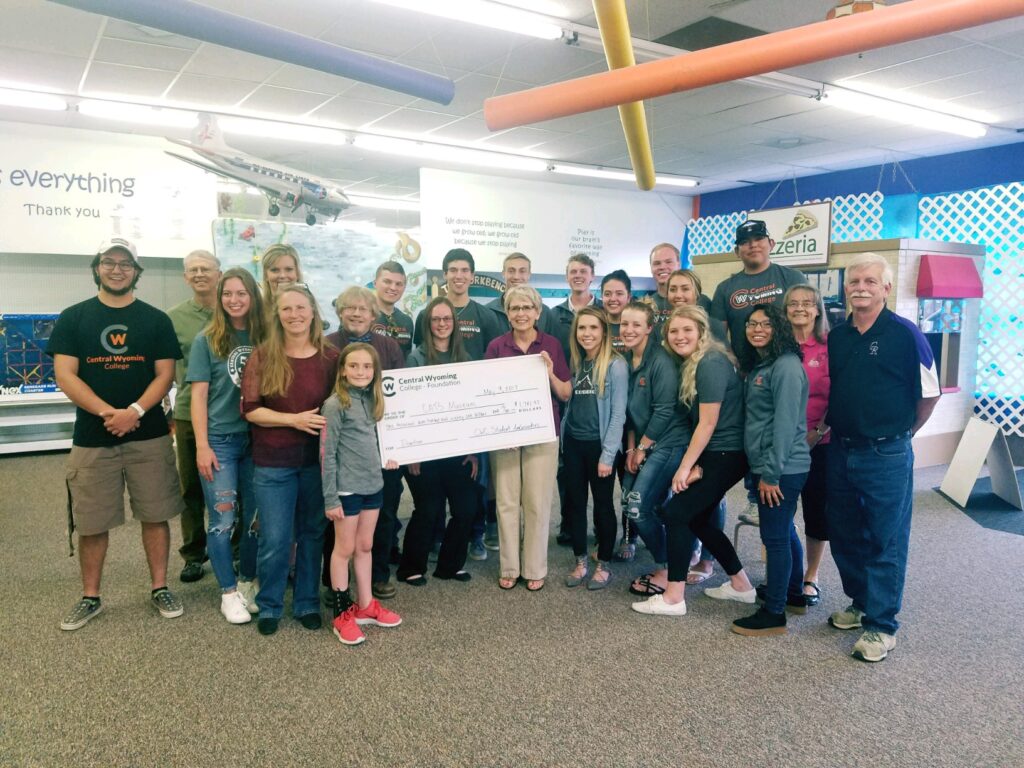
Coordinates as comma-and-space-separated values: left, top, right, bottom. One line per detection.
167, 249, 222, 583
825, 252, 939, 662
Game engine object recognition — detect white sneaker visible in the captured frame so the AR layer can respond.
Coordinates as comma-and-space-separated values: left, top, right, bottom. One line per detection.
851, 630, 896, 662
221, 591, 252, 624
237, 579, 260, 614
631, 594, 687, 616
704, 582, 757, 604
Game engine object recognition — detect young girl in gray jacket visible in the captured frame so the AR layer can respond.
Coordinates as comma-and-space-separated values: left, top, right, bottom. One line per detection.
321, 342, 401, 646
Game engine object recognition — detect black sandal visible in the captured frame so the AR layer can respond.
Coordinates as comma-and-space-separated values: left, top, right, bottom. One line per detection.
803, 580, 821, 606
629, 575, 666, 597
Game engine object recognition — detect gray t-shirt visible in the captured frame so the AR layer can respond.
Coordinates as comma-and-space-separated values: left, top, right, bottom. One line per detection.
710, 263, 807, 358
691, 349, 744, 451
565, 359, 600, 441
186, 330, 253, 435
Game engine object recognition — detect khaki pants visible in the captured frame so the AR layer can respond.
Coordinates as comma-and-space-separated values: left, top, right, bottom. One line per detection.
491, 441, 559, 581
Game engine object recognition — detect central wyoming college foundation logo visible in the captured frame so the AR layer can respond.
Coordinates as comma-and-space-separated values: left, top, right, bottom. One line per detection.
100, 324, 129, 354
382, 376, 397, 397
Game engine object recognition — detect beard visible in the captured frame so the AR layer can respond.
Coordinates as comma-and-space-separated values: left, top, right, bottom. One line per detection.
101, 281, 134, 297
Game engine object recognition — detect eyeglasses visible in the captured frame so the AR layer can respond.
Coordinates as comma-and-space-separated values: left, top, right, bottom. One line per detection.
430, 316, 454, 325
786, 300, 816, 309
185, 266, 216, 276
99, 259, 136, 272
745, 320, 773, 329
340, 305, 371, 314
508, 304, 536, 314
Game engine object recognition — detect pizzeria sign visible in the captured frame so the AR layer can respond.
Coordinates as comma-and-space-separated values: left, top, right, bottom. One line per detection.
753, 200, 832, 266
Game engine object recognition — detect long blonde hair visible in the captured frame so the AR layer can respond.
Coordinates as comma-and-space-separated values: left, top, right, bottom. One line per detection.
569, 306, 618, 397
662, 305, 736, 407
206, 268, 266, 358
258, 283, 327, 398
333, 342, 385, 421
259, 244, 303, 302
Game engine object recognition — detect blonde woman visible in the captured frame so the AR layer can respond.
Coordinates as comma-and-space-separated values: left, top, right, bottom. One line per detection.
259, 244, 303, 303
241, 284, 339, 635
633, 305, 754, 616
562, 306, 628, 589
485, 285, 571, 591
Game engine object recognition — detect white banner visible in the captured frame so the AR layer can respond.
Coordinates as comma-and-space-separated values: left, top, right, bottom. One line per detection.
378, 355, 556, 465
0, 121, 216, 258
420, 168, 692, 274
754, 201, 832, 266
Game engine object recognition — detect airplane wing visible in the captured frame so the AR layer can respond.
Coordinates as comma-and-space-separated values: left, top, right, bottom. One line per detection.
164, 151, 283, 199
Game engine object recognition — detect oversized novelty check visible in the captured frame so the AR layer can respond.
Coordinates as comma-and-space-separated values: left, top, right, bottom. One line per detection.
377, 354, 556, 465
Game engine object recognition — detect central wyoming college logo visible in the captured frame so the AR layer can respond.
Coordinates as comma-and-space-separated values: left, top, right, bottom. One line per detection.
100, 324, 129, 354
382, 376, 397, 397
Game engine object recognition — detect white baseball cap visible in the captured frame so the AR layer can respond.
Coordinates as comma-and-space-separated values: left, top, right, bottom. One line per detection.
96, 236, 138, 261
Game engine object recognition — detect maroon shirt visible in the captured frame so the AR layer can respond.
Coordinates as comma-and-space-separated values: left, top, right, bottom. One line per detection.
325, 330, 405, 371
241, 345, 340, 467
485, 330, 570, 436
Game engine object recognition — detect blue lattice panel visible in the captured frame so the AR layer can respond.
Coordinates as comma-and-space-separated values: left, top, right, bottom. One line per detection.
919, 183, 1024, 436
688, 192, 884, 257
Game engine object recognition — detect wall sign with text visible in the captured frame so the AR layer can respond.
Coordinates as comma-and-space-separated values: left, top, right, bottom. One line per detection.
754, 201, 832, 266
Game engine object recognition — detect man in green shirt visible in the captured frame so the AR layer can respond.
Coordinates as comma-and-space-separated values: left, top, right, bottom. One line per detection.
166, 249, 221, 582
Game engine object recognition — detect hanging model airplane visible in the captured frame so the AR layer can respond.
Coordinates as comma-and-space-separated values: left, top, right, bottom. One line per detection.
166, 114, 350, 225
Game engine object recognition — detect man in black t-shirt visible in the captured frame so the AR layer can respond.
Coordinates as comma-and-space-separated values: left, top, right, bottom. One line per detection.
47, 237, 186, 631
372, 260, 415, 357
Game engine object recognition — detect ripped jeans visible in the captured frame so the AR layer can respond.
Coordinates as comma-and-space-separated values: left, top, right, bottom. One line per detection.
199, 432, 258, 591
621, 445, 684, 568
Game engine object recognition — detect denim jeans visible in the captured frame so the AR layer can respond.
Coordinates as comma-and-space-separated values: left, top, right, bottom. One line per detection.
755, 472, 808, 615
199, 432, 257, 591
253, 463, 327, 620
621, 445, 684, 567
826, 436, 914, 635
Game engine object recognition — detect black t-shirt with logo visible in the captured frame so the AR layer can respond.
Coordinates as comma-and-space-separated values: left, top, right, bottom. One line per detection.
46, 297, 182, 447
413, 299, 501, 361
373, 307, 414, 357
566, 359, 600, 441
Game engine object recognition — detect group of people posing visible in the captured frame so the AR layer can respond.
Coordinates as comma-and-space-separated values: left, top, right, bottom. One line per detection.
51, 217, 938, 662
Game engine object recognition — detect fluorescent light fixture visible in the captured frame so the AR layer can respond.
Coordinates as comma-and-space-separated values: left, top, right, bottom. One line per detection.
78, 100, 197, 128
346, 194, 421, 211
0, 87, 67, 111
369, 0, 564, 40
353, 134, 549, 172
821, 87, 987, 139
835, 80, 998, 124
550, 164, 699, 188
218, 116, 348, 146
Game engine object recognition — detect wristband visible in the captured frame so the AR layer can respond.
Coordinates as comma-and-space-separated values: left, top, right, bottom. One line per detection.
129, 402, 146, 418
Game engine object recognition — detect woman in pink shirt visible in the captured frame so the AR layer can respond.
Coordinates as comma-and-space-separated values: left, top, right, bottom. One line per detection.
784, 285, 831, 606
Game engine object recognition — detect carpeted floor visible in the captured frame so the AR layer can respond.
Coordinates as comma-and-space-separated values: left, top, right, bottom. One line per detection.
2, 452, 1022, 767
936, 469, 1024, 536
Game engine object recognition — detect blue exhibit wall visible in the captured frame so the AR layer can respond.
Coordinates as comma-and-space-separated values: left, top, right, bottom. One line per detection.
699, 141, 1024, 217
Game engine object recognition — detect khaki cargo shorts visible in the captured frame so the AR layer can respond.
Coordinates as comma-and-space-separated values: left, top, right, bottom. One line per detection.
65, 435, 184, 541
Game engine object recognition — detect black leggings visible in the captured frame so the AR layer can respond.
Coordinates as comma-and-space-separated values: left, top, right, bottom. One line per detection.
398, 456, 476, 579
800, 442, 830, 541
663, 450, 748, 583
563, 434, 617, 562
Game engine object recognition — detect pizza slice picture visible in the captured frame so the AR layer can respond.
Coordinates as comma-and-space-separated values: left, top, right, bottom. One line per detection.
782, 209, 818, 239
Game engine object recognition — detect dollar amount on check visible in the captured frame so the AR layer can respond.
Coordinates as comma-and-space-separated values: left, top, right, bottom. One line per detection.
378, 355, 556, 465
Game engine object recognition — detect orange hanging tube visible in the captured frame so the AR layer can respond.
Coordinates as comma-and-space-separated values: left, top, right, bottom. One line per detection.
592, 0, 655, 190
484, 0, 1024, 130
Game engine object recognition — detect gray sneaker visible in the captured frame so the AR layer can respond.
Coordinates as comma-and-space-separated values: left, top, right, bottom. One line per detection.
236, 579, 260, 614
468, 537, 487, 561
151, 588, 184, 619
829, 604, 865, 630
60, 598, 103, 631
483, 523, 500, 551
852, 630, 896, 662
738, 501, 760, 525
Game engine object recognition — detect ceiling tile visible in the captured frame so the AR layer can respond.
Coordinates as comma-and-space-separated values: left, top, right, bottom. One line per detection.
164, 74, 265, 107
477, 126, 566, 153
237, 85, 333, 114
424, 117, 495, 143
0, 1, 105, 57
103, 19, 202, 50
0, 46, 88, 92
266, 65, 358, 97
94, 38, 195, 71
81, 62, 178, 97
478, 39, 605, 85
318, 2, 445, 58
339, 81, 419, 107
308, 98, 403, 128
361, 107, 461, 134
184, 46, 283, 81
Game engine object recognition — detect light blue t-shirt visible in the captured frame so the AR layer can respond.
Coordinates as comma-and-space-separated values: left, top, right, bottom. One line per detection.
186, 330, 253, 435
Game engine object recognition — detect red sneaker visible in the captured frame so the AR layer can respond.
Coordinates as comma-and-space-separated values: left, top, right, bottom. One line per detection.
332, 607, 365, 645
353, 599, 402, 628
